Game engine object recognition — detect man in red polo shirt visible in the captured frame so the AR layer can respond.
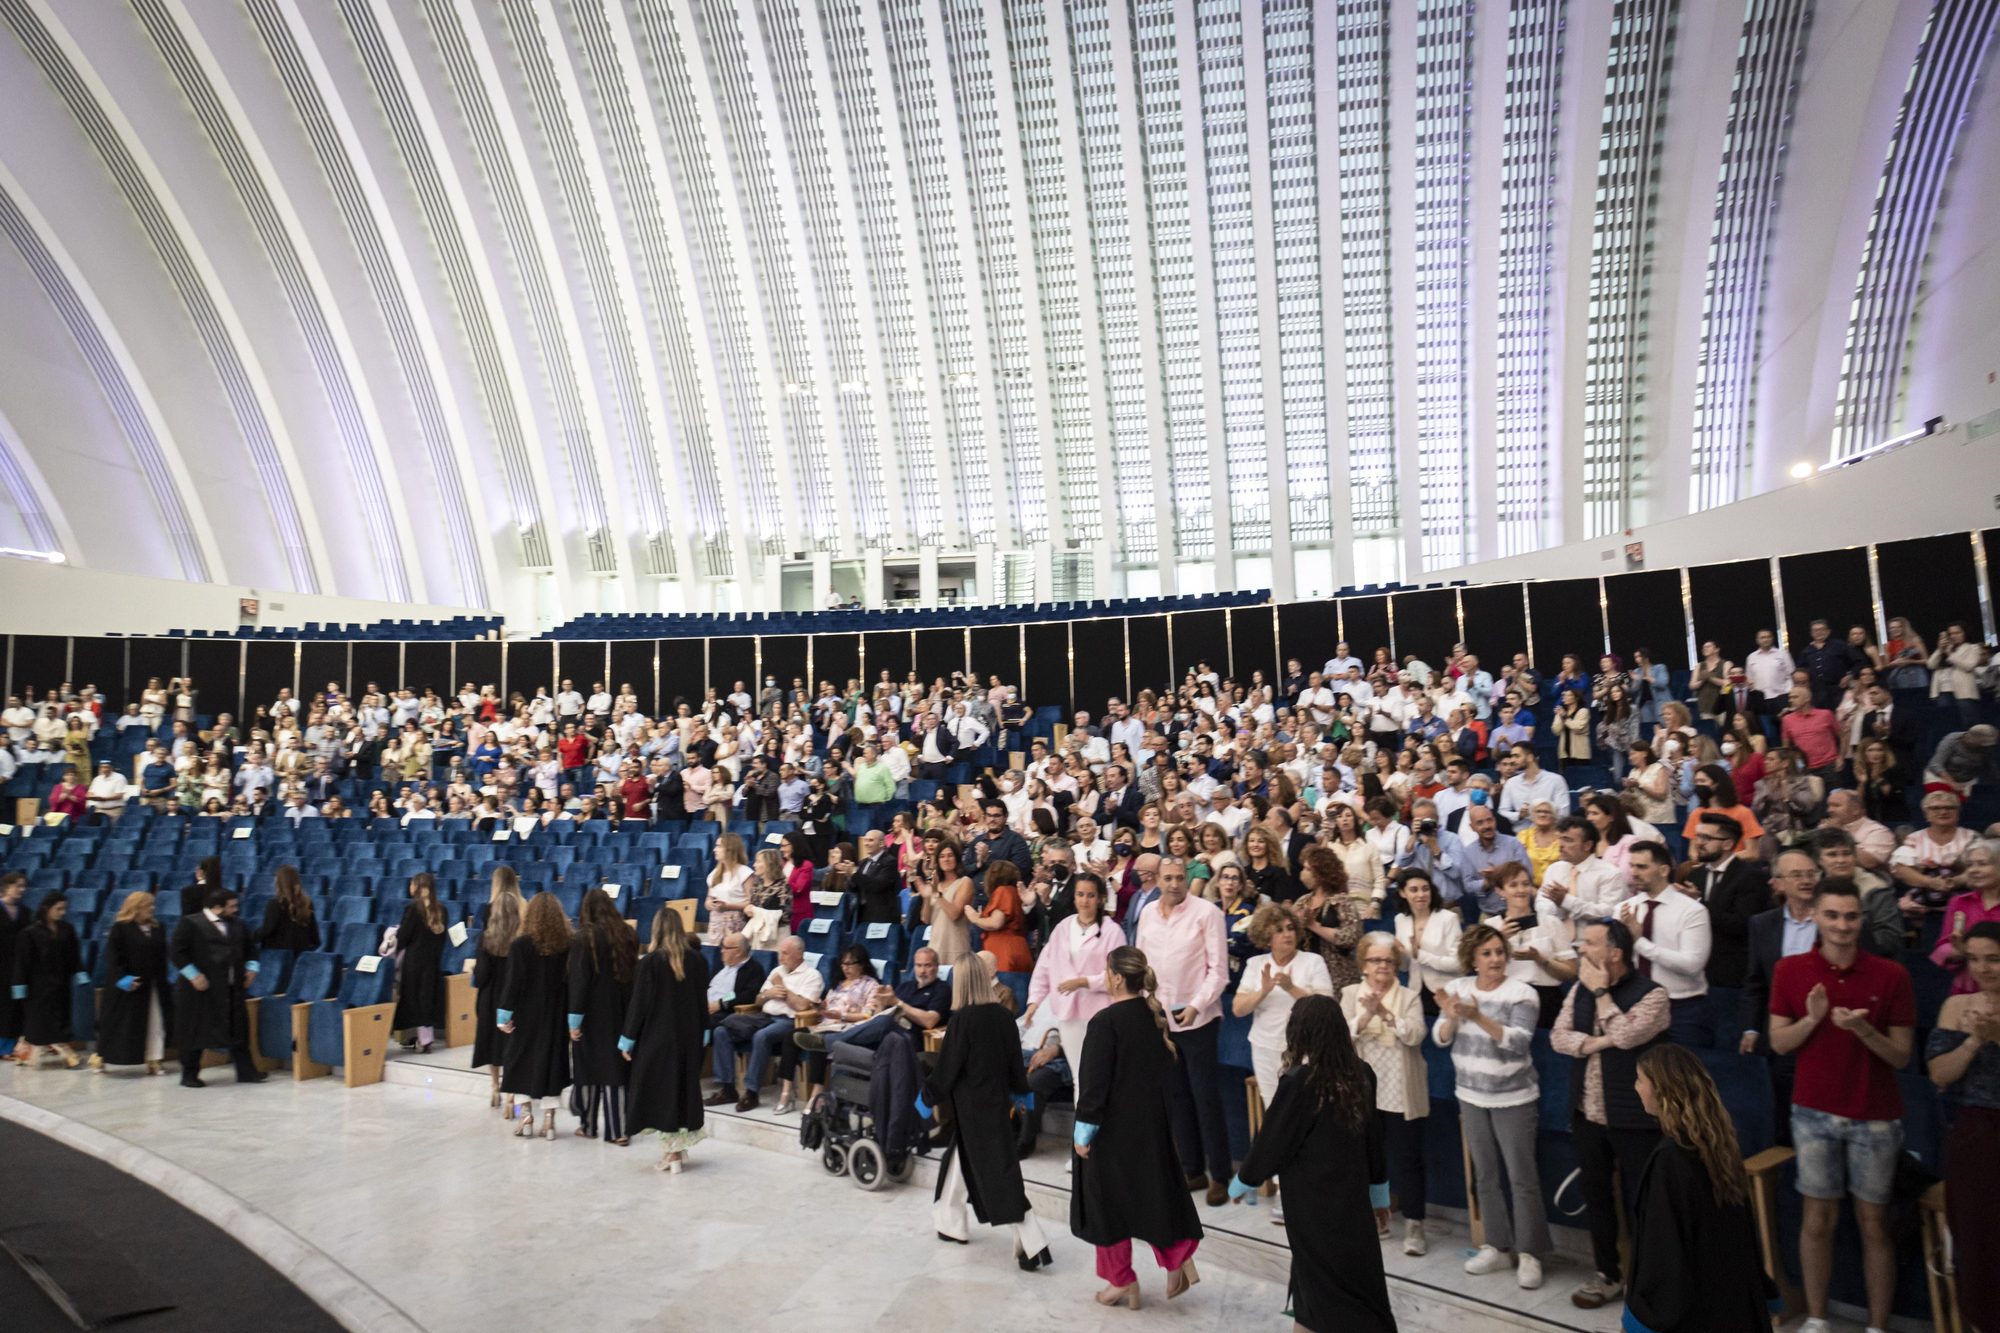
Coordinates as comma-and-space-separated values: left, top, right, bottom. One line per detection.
1768, 880, 1914, 1333
1779, 684, 1843, 788
557, 721, 592, 792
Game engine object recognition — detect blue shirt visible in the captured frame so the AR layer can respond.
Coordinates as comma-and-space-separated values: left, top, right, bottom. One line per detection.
1393, 828, 1468, 903
1780, 909, 1817, 958
142, 761, 175, 792
777, 777, 809, 814
1457, 831, 1530, 914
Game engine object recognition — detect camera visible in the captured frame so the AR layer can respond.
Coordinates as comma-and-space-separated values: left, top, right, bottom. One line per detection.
1415, 818, 1438, 836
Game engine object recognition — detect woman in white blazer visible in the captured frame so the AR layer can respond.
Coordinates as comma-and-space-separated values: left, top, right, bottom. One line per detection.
1390, 868, 1462, 1017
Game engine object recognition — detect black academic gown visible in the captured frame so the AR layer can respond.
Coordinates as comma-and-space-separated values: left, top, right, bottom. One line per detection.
1069, 998, 1204, 1249
0, 900, 27, 1040
925, 1001, 1033, 1225
98, 919, 174, 1065
392, 905, 447, 1031
566, 932, 633, 1088
12, 921, 82, 1045
621, 948, 711, 1136
498, 937, 570, 1098
253, 901, 321, 954
168, 912, 258, 1053
470, 944, 511, 1070
1624, 1139, 1775, 1333
1235, 1066, 1395, 1333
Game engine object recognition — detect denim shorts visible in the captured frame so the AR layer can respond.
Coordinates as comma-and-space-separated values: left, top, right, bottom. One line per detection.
1790, 1106, 1903, 1204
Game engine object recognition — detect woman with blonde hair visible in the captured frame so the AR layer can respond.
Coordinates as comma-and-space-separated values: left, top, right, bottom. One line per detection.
497, 893, 573, 1140
391, 872, 448, 1053
95, 891, 173, 1075
473, 876, 522, 1110
620, 904, 711, 1172
705, 832, 753, 943
1624, 1044, 1775, 1331
1342, 931, 1431, 1255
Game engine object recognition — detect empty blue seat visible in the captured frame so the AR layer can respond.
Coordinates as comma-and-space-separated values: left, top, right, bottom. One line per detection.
330, 921, 379, 964
248, 949, 295, 999
257, 949, 339, 1061
307, 956, 398, 1068
331, 895, 372, 926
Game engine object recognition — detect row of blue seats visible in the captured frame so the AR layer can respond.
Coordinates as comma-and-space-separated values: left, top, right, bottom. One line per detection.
155, 616, 503, 641
538, 589, 1275, 639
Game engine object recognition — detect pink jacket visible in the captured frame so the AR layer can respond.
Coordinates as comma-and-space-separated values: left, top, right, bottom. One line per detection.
1026, 914, 1127, 1022
1932, 889, 2000, 994
787, 861, 815, 933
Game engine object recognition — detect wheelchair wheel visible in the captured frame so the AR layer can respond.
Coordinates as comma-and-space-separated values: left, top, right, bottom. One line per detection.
821, 1140, 849, 1176
848, 1139, 885, 1191
887, 1150, 917, 1185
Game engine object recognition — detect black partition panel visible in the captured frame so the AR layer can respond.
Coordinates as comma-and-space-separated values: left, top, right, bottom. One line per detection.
244, 642, 295, 719
8, 634, 66, 699
403, 643, 450, 696
128, 639, 183, 701
555, 643, 608, 692
1986, 530, 2000, 624
1231, 606, 1279, 693
810, 634, 860, 693
914, 627, 964, 687
607, 640, 654, 715
1877, 534, 1982, 642
760, 636, 809, 704
1389, 590, 1458, 667
1070, 618, 1126, 710
1526, 579, 1604, 675
1778, 548, 1871, 650
298, 642, 346, 701
70, 637, 125, 708
348, 643, 400, 700
186, 641, 242, 720
1277, 600, 1338, 673
1339, 596, 1390, 665
1127, 615, 1171, 698
657, 639, 704, 712
501, 642, 550, 702
861, 631, 911, 689
452, 643, 500, 700
707, 636, 754, 699
1459, 584, 1527, 672
1688, 560, 1776, 660
968, 625, 1019, 690
1604, 570, 1689, 669
1022, 623, 1070, 713
1170, 609, 1229, 683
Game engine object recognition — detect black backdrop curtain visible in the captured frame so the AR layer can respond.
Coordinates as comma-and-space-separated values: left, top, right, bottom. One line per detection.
1022, 623, 1070, 713
404, 643, 451, 697
913, 627, 964, 687
243, 643, 295, 721
1231, 606, 1280, 693
1390, 590, 1458, 668
810, 634, 860, 694
1604, 570, 1689, 670
8, 634, 67, 701
501, 642, 550, 704
69, 637, 125, 710
968, 625, 1019, 690
657, 639, 704, 712
1127, 616, 1172, 699
1778, 548, 1872, 651
1070, 618, 1126, 712
609, 640, 657, 715
186, 641, 242, 721
1276, 600, 1338, 676
707, 636, 755, 700
128, 640, 183, 703
861, 632, 911, 690
1340, 597, 1391, 672
1876, 535, 1981, 645
1171, 609, 1229, 683
451, 643, 500, 704
759, 636, 809, 705
1459, 584, 1527, 675
1688, 561, 1776, 661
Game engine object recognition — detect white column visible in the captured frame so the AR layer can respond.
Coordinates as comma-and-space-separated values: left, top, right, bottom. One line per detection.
1312, 0, 1352, 591
1178, 0, 1230, 590
919, 548, 940, 608
1241, 0, 1292, 600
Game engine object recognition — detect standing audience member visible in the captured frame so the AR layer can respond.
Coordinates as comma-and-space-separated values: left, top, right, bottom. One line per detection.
1342, 931, 1432, 1255
1020, 873, 1123, 1102
620, 907, 711, 1173
1133, 858, 1232, 1205
1391, 869, 1462, 1017
567, 891, 639, 1144
392, 873, 448, 1053
1767, 881, 1915, 1333
1537, 816, 1629, 923
11, 892, 86, 1068
1927, 921, 2000, 1333
1549, 919, 1669, 1310
1486, 861, 1576, 1027
1231, 903, 1335, 1224
1738, 850, 1821, 1140
169, 888, 265, 1087
1616, 842, 1713, 1047
497, 893, 574, 1141
0, 872, 25, 1061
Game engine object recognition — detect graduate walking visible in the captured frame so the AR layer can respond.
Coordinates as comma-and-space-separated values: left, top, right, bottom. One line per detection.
95, 892, 173, 1074
11, 893, 85, 1068
567, 891, 638, 1143
498, 892, 572, 1139
620, 908, 711, 1172
168, 887, 266, 1087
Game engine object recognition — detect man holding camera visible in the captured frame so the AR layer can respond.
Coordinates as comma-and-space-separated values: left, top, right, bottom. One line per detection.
1393, 798, 1467, 905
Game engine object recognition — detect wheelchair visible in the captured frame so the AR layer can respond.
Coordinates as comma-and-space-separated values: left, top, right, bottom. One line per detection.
798, 1039, 925, 1191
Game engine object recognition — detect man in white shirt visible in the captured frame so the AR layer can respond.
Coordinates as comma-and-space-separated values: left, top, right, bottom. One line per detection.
282, 790, 320, 825
400, 792, 438, 824
1498, 742, 1570, 821
2, 696, 33, 745
915, 712, 952, 779
586, 684, 613, 721
1339, 666, 1374, 706
1043, 753, 1080, 798
1538, 816, 1630, 922
1615, 841, 1712, 1046
1456, 654, 1495, 720
1107, 701, 1146, 758
392, 689, 422, 728
708, 935, 825, 1113
1298, 673, 1336, 726
87, 761, 130, 820
945, 703, 989, 760
555, 680, 585, 723
1743, 629, 1795, 727
726, 681, 753, 715
1323, 643, 1363, 678
234, 754, 275, 802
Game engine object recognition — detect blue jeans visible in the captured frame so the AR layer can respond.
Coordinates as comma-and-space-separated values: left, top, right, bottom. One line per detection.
712, 1012, 796, 1091
829, 1011, 899, 1052
1792, 1107, 1903, 1204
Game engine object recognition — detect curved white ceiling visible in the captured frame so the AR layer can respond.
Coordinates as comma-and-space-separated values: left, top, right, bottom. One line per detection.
0, 0, 1997, 622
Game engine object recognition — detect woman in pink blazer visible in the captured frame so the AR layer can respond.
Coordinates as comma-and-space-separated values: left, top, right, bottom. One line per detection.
1022, 872, 1126, 1094
781, 833, 816, 933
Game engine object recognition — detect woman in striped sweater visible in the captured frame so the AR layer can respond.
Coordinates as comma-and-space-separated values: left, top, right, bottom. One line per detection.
1432, 922, 1550, 1290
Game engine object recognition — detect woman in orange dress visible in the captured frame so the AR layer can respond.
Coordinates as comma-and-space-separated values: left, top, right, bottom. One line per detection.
970, 860, 1034, 974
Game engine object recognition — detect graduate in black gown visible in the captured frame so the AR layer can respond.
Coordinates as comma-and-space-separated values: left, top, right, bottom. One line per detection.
0, 872, 30, 1061
252, 866, 321, 954
392, 873, 448, 1052
1071, 945, 1204, 1310
498, 891, 571, 1140
96, 891, 174, 1074
1230, 994, 1396, 1333
620, 906, 711, 1172
10, 893, 85, 1067
567, 890, 638, 1143
168, 887, 266, 1087
1623, 1045, 1777, 1333
472, 889, 522, 1111
922, 953, 1052, 1267
178, 856, 222, 920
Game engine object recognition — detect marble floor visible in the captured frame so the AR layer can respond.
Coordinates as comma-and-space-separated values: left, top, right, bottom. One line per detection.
1, 1054, 1878, 1333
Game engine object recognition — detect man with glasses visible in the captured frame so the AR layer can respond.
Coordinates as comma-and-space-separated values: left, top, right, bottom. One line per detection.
1682, 811, 1771, 1035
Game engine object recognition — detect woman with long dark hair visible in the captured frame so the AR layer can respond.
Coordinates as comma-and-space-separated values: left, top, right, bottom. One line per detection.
179, 855, 222, 919
568, 890, 639, 1143
254, 865, 321, 954
1070, 945, 1204, 1309
1229, 994, 1394, 1332
498, 893, 573, 1140
10, 893, 84, 1068
779, 832, 816, 933
620, 905, 710, 1173
94, 891, 173, 1075
473, 874, 523, 1111
392, 873, 448, 1053
1623, 1045, 1776, 1331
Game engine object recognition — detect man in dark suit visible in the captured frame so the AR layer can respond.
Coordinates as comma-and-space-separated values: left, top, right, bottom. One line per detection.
1680, 811, 1771, 1039
1099, 764, 1144, 832
1856, 682, 1923, 779
703, 932, 765, 1033
1736, 849, 1821, 1143
169, 887, 266, 1087
845, 829, 903, 925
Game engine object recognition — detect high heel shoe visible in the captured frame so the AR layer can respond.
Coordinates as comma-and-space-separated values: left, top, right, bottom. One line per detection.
540, 1109, 556, 1141
87, 1054, 104, 1072
490, 1085, 501, 1109
503, 1096, 518, 1120
60, 1048, 81, 1069
1017, 1246, 1053, 1272
145, 1060, 162, 1076
1165, 1259, 1201, 1300
668, 1155, 684, 1175
513, 1111, 532, 1137
1093, 1283, 1141, 1310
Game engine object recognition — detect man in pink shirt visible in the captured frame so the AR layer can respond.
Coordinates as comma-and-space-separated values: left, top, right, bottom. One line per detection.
1780, 685, 1843, 784
1133, 858, 1233, 1205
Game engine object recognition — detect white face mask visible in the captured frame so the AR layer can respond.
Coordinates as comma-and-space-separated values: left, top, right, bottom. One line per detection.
1721, 741, 1738, 755
1663, 739, 1682, 755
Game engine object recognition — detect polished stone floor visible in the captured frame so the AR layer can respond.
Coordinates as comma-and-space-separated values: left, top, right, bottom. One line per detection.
2, 1056, 1872, 1333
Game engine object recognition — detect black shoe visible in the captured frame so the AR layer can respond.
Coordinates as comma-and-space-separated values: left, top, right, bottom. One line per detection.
702, 1088, 738, 1107
936, 1232, 968, 1245
1185, 1172, 1209, 1193
1018, 1247, 1053, 1271
419, 1043, 433, 1055
238, 1070, 268, 1084
180, 1077, 205, 1088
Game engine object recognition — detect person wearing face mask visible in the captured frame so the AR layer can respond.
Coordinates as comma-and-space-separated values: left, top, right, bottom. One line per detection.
1680, 765, 1764, 860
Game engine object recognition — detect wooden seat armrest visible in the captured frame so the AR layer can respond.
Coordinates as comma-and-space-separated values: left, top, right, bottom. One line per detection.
1744, 1146, 1795, 1177
733, 1004, 758, 1014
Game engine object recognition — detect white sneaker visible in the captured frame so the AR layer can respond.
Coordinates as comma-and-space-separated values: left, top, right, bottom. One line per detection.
1516, 1253, 1543, 1289
1463, 1245, 1511, 1276
1403, 1220, 1427, 1256
1797, 1321, 1833, 1333
1270, 1200, 1285, 1225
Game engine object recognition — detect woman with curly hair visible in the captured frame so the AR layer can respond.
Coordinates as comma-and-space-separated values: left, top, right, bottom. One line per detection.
1623, 1044, 1776, 1332
1227, 994, 1394, 1332
1295, 845, 1363, 990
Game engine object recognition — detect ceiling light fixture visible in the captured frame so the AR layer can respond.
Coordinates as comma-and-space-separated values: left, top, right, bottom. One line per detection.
0, 547, 64, 564
1789, 462, 1812, 479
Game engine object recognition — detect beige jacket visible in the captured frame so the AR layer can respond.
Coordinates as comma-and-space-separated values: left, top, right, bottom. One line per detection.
1340, 980, 1430, 1118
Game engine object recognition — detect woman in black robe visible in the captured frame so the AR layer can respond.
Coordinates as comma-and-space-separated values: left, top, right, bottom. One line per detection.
253, 866, 321, 954
1071, 945, 1203, 1309
1230, 994, 1395, 1333
95, 891, 173, 1074
0, 872, 28, 1060
10, 894, 84, 1067
798, 778, 838, 868
473, 889, 522, 1111
498, 891, 572, 1140
392, 873, 448, 1052
567, 890, 638, 1143
1623, 1045, 1776, 1333
620, 906, 711, 1172
922, 954, 1051, 1268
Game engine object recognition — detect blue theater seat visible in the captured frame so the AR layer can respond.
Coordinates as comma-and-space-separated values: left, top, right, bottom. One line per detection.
306, 955, 398, 1077
258, 950, 339, 1064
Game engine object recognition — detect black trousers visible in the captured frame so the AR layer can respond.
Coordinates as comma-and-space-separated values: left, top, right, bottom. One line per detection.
1165, 1020, 1232, 1183
180, 1043, 258, 1085
915, 759, 950, 781
1380, 1110, 1428, 1221
1570, 1115, 1660, 1283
